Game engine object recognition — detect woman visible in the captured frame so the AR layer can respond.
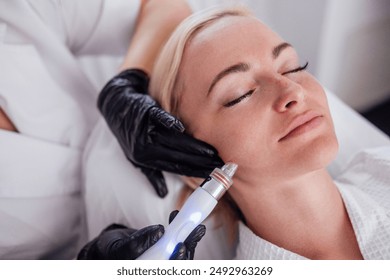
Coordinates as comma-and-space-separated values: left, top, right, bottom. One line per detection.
148, 6, 390, 259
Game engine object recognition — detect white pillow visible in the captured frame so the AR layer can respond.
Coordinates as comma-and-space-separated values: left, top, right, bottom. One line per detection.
326, 89, 389, 177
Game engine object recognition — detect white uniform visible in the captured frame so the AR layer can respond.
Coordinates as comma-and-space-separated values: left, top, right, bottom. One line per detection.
236, 147, 390, 260
0, 0, 140, 259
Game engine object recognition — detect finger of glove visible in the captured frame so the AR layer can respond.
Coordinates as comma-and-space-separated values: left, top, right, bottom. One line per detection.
130, 224, 165, 245
153, 126, 221, 158
169, 243, 187, 260
149, 106, 184, 132
139, 143, 223, 176
77, 238, 100, 260
184, 224, 206, 260
140, 168, 168, 198
143, 152, 221, 178
133, 126, 224, 176
168, 210, 179, 224
80, 225, 136, 260
146, 131, 224, 172
118, 224, 165, 259
185, 224, 206, 245
101, 223, 133, 233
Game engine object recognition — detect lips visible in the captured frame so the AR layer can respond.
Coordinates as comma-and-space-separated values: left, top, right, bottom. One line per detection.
279, 111, 323, 142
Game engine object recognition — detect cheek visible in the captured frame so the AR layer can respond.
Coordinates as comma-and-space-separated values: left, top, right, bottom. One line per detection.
287, 127, 339, 175
212, 130, 254, 162
305, 75, 329, 108
308, 79, 336, 132
193, 111, 273, 171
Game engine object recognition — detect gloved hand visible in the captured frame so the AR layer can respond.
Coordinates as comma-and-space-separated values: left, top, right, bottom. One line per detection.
98, 69, 224, 197
77, 210, 206, 260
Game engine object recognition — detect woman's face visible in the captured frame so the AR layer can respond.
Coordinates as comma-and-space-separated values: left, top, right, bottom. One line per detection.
177, 16, 338, 183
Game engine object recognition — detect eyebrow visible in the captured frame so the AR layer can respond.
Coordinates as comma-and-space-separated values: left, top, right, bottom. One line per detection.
207, 63, 250, 95
272, 42, 292, 59
207, 42, 292, 95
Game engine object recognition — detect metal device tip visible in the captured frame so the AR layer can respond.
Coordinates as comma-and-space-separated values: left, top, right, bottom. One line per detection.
221, 163, 238, 178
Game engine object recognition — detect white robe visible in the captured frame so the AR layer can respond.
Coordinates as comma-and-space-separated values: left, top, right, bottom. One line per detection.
0, 0, 140, 259
235, 147, 390, 260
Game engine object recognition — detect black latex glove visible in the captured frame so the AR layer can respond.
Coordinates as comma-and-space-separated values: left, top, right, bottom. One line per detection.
97, 69, 224, 197
77, 210, 206, 260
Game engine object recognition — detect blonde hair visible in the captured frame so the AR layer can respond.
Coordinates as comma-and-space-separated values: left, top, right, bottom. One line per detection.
150, 6, 253, 242
150, 5, 254, 115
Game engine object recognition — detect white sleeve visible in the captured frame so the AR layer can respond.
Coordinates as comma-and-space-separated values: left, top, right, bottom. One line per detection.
60, 0, 142, 56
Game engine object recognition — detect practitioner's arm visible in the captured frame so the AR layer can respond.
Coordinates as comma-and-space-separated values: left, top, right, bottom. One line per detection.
98, 0, 224, 197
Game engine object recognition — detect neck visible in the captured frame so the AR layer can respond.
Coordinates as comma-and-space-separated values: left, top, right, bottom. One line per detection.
230, 169, 362, 259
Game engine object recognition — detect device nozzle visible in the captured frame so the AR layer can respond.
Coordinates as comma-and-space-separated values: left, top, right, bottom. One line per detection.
201, 162, 238, 200
221, 162, 238, 178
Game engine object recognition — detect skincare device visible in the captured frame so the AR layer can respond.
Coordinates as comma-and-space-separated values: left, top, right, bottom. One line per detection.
137, 162, 238, 260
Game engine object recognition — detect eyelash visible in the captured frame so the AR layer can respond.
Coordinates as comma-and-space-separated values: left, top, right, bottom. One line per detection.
282, 61, 309, 75
223, 62, 309, 108
224, 89, 255, 107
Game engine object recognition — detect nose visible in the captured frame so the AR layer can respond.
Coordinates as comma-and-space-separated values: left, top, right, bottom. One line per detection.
272, 77, 305, 112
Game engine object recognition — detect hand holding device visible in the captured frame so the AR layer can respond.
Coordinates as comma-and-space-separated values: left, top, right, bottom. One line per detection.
137, 163, 237, 260
77, 211, 205, 260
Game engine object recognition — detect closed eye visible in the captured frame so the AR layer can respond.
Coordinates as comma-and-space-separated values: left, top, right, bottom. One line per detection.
282, 61, 309, 75
224, 89, 255, 108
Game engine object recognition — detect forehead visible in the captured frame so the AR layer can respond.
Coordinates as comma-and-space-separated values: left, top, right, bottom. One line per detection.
180, 16, 283, 91
190, 15, 275, 47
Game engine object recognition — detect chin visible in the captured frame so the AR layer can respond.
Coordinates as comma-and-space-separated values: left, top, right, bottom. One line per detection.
278, 131, 339, 179
304, 133, 339, 172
